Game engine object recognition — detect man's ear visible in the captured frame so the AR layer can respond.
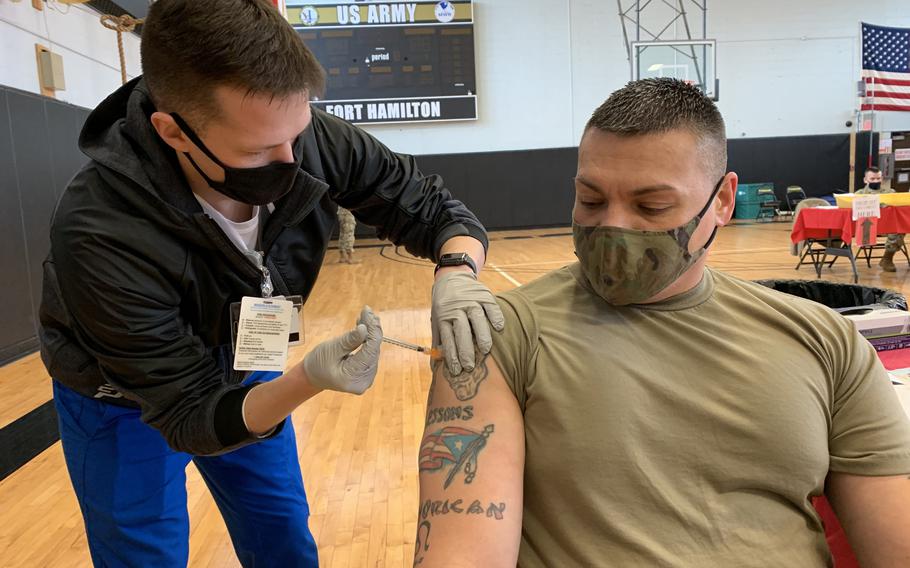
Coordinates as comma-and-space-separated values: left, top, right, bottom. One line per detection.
714, 172, 738, 227
150, 111, 193, 153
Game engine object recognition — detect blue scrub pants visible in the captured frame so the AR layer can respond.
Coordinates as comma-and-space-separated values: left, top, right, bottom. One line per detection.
53, 371, 317, 567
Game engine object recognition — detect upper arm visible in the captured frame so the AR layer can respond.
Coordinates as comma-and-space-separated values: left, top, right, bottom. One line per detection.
827, 472, 910, 567
415, 351, 525, 568
828, 323, 910, 475
824, 317, 910, 566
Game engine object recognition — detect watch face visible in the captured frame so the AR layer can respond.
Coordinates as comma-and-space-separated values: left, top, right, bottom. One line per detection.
442, 253, 468, 264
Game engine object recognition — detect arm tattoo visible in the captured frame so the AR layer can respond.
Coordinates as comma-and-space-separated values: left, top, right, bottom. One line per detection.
426, 405, 474, 426
413, 520, 431, 566
419, 425, 495, 488
433, 352, 490, 401
413, 500, 507, 565
421, 498, 507, 521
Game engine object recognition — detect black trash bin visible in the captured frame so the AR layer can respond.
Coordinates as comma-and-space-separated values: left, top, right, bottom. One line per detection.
753, 279, 907, 312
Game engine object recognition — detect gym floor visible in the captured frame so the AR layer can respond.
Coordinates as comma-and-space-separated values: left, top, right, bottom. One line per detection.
1, 221, 908, 567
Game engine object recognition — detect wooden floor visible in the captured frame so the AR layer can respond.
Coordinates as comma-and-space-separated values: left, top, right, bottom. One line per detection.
2, 221, 910, 567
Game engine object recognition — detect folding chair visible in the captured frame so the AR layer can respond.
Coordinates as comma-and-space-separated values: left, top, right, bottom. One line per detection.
785, 186, 806, 215
757, 188, 780, 221
793, 198, 859, 283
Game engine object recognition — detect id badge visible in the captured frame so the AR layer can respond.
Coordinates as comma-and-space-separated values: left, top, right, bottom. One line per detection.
231, 296, 293, 372
230, 295, 304, 356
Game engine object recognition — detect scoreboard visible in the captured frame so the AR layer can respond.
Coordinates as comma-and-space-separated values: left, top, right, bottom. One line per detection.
286, 1, 477, 124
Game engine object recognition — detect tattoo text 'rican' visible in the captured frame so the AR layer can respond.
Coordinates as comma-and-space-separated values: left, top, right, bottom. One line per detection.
420, 498, 507, 521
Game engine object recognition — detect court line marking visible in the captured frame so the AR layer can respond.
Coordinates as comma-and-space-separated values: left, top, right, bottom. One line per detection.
487, 263, 522, 287
492, 259, 574, 268
709, 247, 786, 256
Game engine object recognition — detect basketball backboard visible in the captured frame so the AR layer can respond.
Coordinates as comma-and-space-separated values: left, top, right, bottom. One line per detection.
632, 40, 717, 100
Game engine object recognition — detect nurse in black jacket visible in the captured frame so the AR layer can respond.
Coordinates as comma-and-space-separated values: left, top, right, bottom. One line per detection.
38, 1, 502, 566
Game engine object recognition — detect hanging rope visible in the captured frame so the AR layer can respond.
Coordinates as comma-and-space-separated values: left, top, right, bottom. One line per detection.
100, 14, 144, 85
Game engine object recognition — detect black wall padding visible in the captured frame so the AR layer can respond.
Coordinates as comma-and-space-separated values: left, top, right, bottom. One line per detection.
727, 132, 879, 200
728, 134, 849, 198
416, 147, 578, 232
0, 86, 89, 366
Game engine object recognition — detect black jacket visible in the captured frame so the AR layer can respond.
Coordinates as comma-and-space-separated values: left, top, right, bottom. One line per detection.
39, 78, 487, 455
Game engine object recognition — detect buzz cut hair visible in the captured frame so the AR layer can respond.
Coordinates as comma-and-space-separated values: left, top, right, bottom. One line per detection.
585, 78, 727, 181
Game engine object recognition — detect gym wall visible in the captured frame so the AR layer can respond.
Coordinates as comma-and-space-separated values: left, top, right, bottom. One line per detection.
0, 84, 89, 365
360, 0, 910, 154
0, 1, 142, 109
2, 0, 910, 362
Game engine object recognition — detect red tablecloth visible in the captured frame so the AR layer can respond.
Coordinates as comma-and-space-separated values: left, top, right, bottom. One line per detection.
791, 206, 910, 245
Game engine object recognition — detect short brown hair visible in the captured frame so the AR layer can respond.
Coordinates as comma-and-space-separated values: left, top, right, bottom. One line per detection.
141, 0, 325, 129
586, 78, 727, 181
866, 166, 881, 174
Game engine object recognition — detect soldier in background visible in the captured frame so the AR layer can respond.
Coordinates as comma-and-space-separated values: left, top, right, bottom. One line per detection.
337, 206, 359, 264
856, 166, 905, 272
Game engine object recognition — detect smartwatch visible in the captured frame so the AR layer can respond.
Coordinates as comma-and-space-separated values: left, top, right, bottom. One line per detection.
435, 252, 477, 275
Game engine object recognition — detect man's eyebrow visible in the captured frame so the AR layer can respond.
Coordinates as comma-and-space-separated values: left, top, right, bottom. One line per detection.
630, 184, 680, 197
574, 176, 602, 193
575, 176, 680, 197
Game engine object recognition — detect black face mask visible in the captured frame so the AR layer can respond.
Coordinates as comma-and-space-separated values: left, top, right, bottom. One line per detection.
869, 182, 882, 190
170, 112, 303, 205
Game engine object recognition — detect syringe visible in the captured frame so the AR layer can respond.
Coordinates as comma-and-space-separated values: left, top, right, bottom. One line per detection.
382, 337, 442, 359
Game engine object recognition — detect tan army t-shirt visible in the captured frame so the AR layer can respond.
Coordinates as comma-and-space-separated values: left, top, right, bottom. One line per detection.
491, 264, 910, 567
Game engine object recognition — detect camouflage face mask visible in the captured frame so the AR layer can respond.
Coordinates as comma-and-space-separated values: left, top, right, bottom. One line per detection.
573, 178, 724, 306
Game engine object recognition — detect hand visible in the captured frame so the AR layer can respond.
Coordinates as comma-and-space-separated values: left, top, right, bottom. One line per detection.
432, 271, 505, 375
303, 306, 382, 395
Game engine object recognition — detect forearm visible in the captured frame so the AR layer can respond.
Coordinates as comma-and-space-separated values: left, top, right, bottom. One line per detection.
242, 365, 322, 435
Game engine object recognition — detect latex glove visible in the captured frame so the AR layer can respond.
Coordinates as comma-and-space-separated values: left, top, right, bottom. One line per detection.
432, 271, 505, 375
303, 306, 382, 395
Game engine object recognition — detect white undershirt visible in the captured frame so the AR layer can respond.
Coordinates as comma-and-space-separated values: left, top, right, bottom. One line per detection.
193, 194, 260, 252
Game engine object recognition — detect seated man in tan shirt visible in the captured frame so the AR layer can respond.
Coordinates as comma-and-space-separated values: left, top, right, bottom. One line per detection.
413, 79, 910, 567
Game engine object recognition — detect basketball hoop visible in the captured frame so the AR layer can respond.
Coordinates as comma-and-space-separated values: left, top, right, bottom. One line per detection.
631, 39, 718, 100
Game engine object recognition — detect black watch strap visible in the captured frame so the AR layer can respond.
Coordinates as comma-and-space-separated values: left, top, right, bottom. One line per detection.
435, 252, 477, 275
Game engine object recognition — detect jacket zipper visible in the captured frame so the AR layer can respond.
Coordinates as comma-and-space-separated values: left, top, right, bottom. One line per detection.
245, 250, 274, 298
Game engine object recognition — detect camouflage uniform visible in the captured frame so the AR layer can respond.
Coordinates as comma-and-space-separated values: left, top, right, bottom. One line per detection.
337, 206, 357, 263
855, 186, 905, 253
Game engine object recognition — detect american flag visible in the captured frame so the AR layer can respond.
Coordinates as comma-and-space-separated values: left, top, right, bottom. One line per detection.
862, 22, 910, 112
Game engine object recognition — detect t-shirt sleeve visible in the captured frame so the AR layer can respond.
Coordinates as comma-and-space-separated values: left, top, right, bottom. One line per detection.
828, 321, 910, 475
490, 290, 539, 411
